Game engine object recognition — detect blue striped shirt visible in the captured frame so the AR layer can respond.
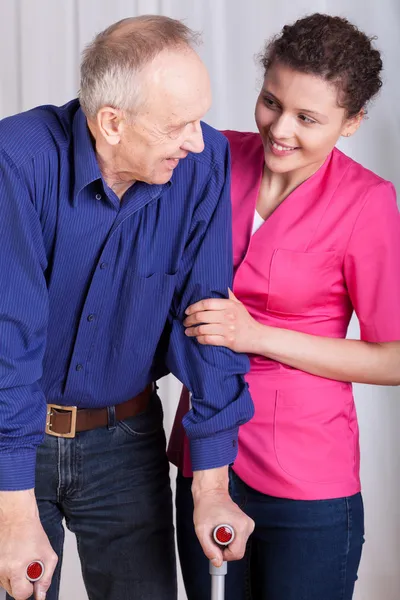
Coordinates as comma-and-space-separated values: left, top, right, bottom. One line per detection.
0, 100, 253, 490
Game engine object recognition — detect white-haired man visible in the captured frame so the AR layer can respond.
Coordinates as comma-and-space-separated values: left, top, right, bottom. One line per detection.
0, 15, 254, 600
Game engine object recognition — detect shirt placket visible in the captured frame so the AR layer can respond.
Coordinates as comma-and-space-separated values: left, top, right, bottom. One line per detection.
63, 184, 165, 403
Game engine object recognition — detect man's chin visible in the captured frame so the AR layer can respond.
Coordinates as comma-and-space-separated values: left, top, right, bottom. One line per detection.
151, 171, 174, 185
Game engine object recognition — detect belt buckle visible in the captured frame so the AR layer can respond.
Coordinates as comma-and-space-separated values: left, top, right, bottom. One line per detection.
46, 404, 78, 438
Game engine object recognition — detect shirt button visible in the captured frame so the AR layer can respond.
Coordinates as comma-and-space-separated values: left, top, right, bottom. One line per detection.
87, 314, 95, 322
100, 262, 108, 270
232, 440, 237, 448
75, 363, 83, 371
95, 193, 102, 200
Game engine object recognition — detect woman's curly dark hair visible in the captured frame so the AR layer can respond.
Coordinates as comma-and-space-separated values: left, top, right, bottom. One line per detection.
260, 13, 383, 117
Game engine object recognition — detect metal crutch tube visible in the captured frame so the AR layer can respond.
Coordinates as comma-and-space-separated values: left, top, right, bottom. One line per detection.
210, 524, 235, 600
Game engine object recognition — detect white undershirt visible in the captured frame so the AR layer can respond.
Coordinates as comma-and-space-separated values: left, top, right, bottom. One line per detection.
251, 209, 265, 235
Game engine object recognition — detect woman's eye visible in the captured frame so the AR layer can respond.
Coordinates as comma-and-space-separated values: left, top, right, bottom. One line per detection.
299, 114, 316, 124
264, 97, 277, 108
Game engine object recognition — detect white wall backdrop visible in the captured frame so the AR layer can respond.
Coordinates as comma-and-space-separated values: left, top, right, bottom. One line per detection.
1, 1, 400, 599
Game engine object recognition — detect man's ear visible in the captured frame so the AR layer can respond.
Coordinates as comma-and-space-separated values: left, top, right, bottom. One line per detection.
96, 106, 123, 146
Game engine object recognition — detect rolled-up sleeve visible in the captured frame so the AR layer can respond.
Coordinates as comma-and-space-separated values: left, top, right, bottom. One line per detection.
343, 181, 400, 342
166, 141, 253, 471
0, 151, 48, 490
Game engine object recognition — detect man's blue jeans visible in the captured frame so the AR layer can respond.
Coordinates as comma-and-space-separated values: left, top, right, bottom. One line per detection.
176, 469, 364, 600
9, 392, 176, 600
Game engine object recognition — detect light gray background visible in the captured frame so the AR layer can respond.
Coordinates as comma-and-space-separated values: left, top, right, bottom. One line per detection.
1, 1, 399, 598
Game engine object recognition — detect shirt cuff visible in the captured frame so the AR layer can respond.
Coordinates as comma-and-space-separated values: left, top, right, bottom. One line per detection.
189, 427, 239, 471
0, 450, 37, 490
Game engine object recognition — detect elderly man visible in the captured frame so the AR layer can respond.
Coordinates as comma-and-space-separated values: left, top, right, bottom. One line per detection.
0, 15, 254, 600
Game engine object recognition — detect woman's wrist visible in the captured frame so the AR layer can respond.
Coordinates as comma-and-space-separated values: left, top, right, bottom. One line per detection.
248, 321, 276, 356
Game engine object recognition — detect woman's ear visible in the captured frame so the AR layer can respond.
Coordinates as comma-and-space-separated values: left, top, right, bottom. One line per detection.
341, 109, 364, 138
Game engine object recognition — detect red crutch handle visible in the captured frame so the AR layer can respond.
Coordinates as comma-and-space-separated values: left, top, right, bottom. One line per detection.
26, 560, 45, 583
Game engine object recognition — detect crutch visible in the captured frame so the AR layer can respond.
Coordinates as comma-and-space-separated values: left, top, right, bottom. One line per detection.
210, 524, 235, 600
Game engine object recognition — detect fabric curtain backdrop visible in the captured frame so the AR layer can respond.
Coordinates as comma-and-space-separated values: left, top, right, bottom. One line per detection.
1, 1, 399, 598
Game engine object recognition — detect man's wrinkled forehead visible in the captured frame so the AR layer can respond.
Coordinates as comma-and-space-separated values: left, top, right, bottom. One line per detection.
139, 49, 211, 123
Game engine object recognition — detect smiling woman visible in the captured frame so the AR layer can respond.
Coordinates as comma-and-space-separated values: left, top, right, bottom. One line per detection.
254, 62, 363, 215
169, 13, 400, 600
251, 13, 381, 213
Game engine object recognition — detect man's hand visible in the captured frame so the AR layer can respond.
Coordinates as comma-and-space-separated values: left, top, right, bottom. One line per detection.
0, 489, 58, 600
192, 467, 254, 567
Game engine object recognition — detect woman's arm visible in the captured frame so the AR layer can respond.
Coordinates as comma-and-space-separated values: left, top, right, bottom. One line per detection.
184, 291, 400, 386
255, 323, 400, 386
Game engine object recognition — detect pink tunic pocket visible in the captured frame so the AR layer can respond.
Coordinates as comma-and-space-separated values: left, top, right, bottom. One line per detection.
266, 249, 338, 315
273, 383, 357, 483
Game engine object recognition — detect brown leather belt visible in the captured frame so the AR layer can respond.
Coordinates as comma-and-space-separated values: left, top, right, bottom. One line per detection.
45, 384, 153, 438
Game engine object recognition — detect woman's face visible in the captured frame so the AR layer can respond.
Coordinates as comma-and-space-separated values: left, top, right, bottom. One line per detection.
255, 62, 361, 177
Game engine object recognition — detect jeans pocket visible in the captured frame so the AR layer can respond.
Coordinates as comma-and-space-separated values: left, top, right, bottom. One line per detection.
117, 392, 164, 437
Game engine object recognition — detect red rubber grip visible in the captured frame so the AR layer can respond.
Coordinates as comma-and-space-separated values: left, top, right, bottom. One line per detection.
26, 561, 44, 582
213, 524, 235, 546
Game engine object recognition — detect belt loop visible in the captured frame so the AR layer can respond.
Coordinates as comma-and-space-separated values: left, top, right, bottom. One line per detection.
107, 406, 116, 430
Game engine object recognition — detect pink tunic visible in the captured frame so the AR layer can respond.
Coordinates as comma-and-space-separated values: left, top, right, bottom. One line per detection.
168, 131, 400, 500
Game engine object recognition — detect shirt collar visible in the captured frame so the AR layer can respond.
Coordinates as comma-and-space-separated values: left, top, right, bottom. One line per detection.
72, 107, 102, 206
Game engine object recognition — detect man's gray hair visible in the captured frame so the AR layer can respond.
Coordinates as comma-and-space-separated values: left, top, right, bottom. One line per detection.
79, 15, 201, 119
